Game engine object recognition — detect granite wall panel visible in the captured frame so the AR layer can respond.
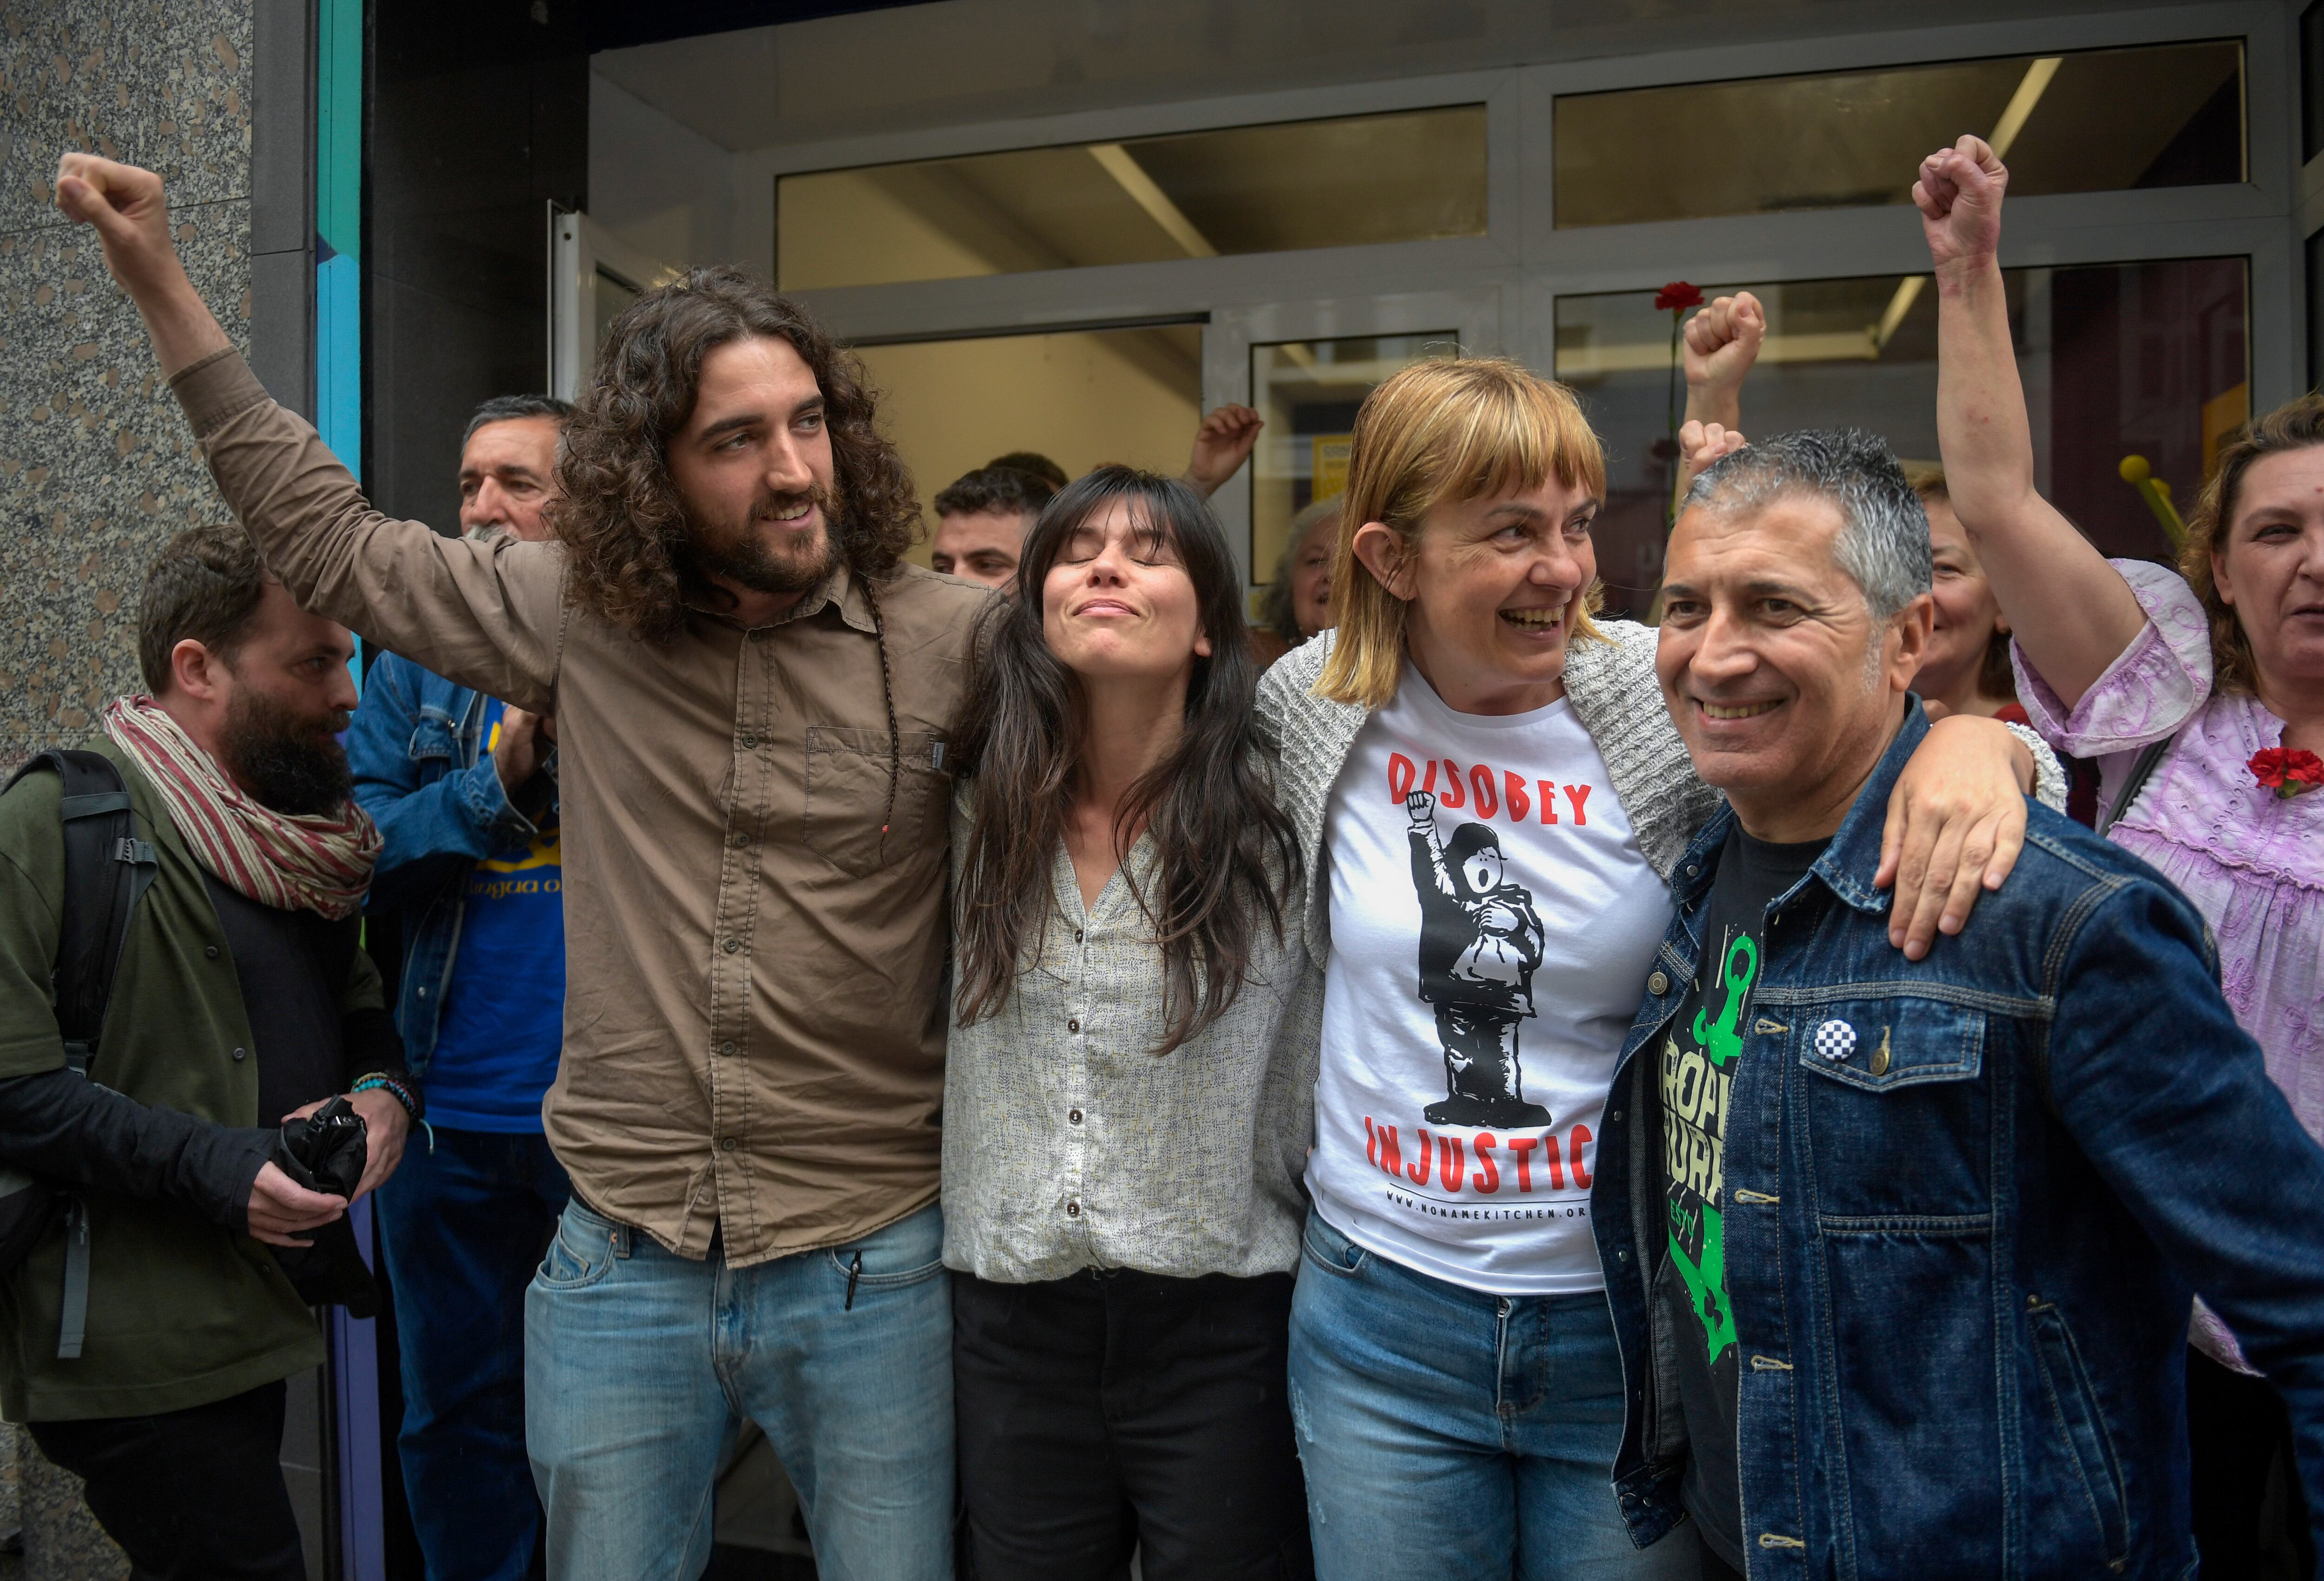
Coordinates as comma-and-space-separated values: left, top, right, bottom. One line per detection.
0, 0, 253, 769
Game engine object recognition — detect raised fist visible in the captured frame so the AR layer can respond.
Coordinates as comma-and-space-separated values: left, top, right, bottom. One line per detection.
1405, 789, 1436, 824
53, 152, 179, 302
1913, 135, 2007, 274
1680, 419, 1748, 475
1682, 293, 1765, 397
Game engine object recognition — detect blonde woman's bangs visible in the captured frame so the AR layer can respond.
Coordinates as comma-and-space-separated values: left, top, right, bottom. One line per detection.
1316, 358, 1610, 710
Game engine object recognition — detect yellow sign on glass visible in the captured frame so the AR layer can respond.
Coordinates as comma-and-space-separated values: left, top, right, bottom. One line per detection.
1312, 436, 1353, 503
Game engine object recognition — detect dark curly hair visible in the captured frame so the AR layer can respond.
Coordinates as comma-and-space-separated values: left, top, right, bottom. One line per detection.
548, 268, 919, 639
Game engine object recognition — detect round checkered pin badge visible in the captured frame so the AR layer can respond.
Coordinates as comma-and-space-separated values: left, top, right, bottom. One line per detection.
1814, 1020, 1856, 1061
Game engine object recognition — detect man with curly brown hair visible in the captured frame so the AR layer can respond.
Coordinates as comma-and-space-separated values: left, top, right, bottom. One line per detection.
58, 151, 985, 1581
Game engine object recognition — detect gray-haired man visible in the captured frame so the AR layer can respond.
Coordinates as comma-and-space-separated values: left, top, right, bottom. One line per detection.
344, 393, 573, 1579
1588, 428, 2324, 1576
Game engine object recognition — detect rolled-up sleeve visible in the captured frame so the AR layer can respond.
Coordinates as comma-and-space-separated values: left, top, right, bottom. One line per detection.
2011, 559, 2213, 757
171, 348, 568, 712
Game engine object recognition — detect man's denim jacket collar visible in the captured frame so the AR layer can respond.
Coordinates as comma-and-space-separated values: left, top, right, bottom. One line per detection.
1664, 698, 1927, 929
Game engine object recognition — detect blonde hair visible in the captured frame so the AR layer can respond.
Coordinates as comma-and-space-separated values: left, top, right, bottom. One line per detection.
1315, 357, 1609, 710
2181, 392, 2324, 697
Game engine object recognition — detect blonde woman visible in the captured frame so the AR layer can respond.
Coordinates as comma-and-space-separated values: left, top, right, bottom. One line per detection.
1257, 358, 2062, 1576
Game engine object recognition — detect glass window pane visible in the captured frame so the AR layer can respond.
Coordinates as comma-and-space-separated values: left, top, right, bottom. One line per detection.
779, 106, 1486, 291
1250, 335, 1457, 593
850, 324, 1203, 567
593, 268, 640, 352
1554, 260, 2249, 617
1555, 41, 2244, 229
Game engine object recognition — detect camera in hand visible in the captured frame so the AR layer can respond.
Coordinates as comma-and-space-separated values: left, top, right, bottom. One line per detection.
268, 1095, 380, 1317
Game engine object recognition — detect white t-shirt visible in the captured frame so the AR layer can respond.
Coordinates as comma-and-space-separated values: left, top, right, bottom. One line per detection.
1307, 665, 1674, 1295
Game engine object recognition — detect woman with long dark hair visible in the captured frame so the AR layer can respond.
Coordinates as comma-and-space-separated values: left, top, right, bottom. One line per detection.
943, 467, 1314, 1580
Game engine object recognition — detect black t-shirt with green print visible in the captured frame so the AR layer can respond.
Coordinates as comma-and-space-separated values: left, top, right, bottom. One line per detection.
1656, 822, 1828, 1570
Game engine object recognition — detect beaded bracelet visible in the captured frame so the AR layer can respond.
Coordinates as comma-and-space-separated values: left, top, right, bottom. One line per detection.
350, 1073, 423, 1126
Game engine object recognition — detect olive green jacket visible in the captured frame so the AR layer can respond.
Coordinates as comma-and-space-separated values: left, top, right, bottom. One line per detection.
0, 740, 383, 1420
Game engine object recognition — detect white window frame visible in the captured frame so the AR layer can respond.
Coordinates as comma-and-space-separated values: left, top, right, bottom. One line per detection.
733, 0, 2294, 595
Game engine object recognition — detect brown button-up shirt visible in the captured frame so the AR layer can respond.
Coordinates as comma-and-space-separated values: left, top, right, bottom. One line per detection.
172, 349, 991, 1263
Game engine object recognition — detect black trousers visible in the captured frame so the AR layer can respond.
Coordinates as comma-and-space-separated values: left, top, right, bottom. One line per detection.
952, 1267, 1313, 1581
2189, 1346, 2315, 1579
29, 1378, 304, 1581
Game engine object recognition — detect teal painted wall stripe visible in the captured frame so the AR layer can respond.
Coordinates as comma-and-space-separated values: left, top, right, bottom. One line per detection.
316, 0, 385, 1574
315, 0, 361, 262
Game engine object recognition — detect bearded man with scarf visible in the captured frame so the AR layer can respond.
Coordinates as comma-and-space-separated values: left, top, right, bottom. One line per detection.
0, 524, 414, 1581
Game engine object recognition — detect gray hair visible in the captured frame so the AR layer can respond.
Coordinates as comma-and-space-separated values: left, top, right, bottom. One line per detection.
1683, 428, 1932, 622
1260, 497, 1342, 643
462, 393, 573, 448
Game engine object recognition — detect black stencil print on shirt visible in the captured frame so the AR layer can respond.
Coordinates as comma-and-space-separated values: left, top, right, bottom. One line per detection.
1404, 789, 1552, 1129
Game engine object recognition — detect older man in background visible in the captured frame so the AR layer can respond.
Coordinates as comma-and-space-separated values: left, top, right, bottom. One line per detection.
345, 392, 574, 1581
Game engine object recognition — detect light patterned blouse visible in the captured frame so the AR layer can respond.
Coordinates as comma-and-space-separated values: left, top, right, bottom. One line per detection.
939, 788, 1320, 1284
2015, 560, 2324, 1367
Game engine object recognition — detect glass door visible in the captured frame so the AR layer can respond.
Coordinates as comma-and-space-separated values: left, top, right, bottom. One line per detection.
1207, 289, 1504, 613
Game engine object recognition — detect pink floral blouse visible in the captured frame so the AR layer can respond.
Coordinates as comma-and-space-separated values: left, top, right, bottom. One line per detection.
2015, 560, 2324, 1370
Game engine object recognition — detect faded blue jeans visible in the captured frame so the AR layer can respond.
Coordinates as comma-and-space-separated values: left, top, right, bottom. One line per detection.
524, 1198, 953, 1581
1287, 1211, 1698, 1581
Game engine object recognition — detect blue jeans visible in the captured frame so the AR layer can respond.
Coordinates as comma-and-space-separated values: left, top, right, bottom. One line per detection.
376, 1126, 571, 1581
524, 1198, 953, 1581
1287, 1211, 1698, 1580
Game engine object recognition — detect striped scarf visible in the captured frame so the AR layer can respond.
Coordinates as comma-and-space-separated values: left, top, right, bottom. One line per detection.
102, 696, 380, 920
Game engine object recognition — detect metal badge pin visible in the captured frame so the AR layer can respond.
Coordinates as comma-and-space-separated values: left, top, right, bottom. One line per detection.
1814, 1020, 1855, 1061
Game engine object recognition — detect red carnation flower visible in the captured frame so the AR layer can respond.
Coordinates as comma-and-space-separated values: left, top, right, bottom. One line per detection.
1654, 281, 1704, 312
2249, 746, 2324, 798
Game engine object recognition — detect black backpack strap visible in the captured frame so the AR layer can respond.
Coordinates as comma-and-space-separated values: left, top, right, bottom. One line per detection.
4, 750, 159, 1074
2095, 734, 2175, 838
1, 749, 157, 1361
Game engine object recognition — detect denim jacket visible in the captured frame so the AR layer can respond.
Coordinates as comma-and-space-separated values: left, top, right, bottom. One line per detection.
1592, 704, 2324, 1579
345, 650, 551, 1073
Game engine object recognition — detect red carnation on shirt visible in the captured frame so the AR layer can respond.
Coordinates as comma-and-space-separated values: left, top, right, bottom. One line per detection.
2248, 746, 2324, 798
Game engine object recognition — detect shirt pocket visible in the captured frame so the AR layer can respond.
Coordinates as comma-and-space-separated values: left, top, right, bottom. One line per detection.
1793, 995, 1991, 1222
804, 725, 948, 879
406, 711, 461, 782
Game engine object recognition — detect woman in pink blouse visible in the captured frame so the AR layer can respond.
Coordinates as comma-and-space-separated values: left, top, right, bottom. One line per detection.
1921, 133, 2323, 1574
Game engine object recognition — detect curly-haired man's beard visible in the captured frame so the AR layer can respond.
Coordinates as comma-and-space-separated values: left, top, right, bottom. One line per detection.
217, 685, 354, 816
689, 481, 841, 597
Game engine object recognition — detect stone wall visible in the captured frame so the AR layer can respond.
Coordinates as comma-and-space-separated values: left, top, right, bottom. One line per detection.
0, 1, 255, 1573
0, 0, 254, 771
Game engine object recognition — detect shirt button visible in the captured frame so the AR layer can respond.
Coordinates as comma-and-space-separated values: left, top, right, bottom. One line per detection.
1686, 863, 1700, 876
740, 733, 758, 750
1067, 1018, 1079, 1033
1647, 970, 1669, 995
729, 831, 748, 848
416, 986, 427, 998
720, 1137, 737, 1151
231, 1047, 247, 1061
1068, 1108, 1083, 1125
1075, 929, 1084, 943
723, 938, 741, 955
719, 1041, 737, 1056
1065, 1201, 1081, 1218
204, 945, 220, 960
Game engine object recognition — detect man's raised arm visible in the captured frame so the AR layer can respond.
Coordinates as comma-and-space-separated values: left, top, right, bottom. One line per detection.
54, 153, 563, 710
